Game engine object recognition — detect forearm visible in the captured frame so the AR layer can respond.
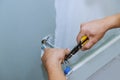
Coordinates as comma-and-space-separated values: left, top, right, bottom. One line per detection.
104, 14, 120, 30
46, 62, 66, 80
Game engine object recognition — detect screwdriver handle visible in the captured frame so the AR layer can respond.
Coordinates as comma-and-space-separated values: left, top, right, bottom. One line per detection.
64, 36, 89, 61
81, 36, 89, 47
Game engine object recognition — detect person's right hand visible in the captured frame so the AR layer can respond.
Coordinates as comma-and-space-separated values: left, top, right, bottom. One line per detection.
77, 17, 114, 50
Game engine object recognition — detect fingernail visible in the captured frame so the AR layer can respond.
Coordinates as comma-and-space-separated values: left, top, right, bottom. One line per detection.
66, 48, 70, 51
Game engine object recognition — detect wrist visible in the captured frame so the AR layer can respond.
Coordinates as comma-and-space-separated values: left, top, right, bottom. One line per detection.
46, 62, 64, 77
45, 61, 62, 72
104, 14, 120, 30
46, 61, 66, 80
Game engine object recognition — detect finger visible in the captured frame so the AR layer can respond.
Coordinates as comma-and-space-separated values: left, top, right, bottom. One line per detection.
64, 48, 70, 55
77, 25, 82, 43
81, 39, 96, 51
44, 48, 51, 52
61, 48, 70, 63
77, 23, 86, 42
77, 32, 85, 43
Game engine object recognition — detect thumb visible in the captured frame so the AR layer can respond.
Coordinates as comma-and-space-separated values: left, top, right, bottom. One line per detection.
64, 48, 70, 55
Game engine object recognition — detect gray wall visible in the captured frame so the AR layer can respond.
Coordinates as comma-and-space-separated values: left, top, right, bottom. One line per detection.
88, 55, 120, 80
0, 0, 55, 80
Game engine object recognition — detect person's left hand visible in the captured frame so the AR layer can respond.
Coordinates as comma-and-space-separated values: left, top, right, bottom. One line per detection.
42, 48, 70, 70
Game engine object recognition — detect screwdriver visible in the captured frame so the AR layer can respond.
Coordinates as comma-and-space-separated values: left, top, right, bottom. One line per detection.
65, 36, 89, 61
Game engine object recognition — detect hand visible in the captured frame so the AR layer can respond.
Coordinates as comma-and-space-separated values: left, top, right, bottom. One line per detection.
42, 48, 70, 80
77, 18, 112, 50
42, 48, 70, 69
77, 14, 120, 51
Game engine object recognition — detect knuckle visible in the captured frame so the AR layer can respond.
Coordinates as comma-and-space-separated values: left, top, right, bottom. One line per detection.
80, 23, 85, 28
80, 24, 82, 27
81, 23, 85, 26
91, 40, 96, 44
81, 26, 88, 33
44, 48, 48, 52
91, 32, 96, 36
41, 57, 43, 60
84, 46, 90, 50
44, 48, 51, 52
91, 39, 98, 44
77, 36, 80, 42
